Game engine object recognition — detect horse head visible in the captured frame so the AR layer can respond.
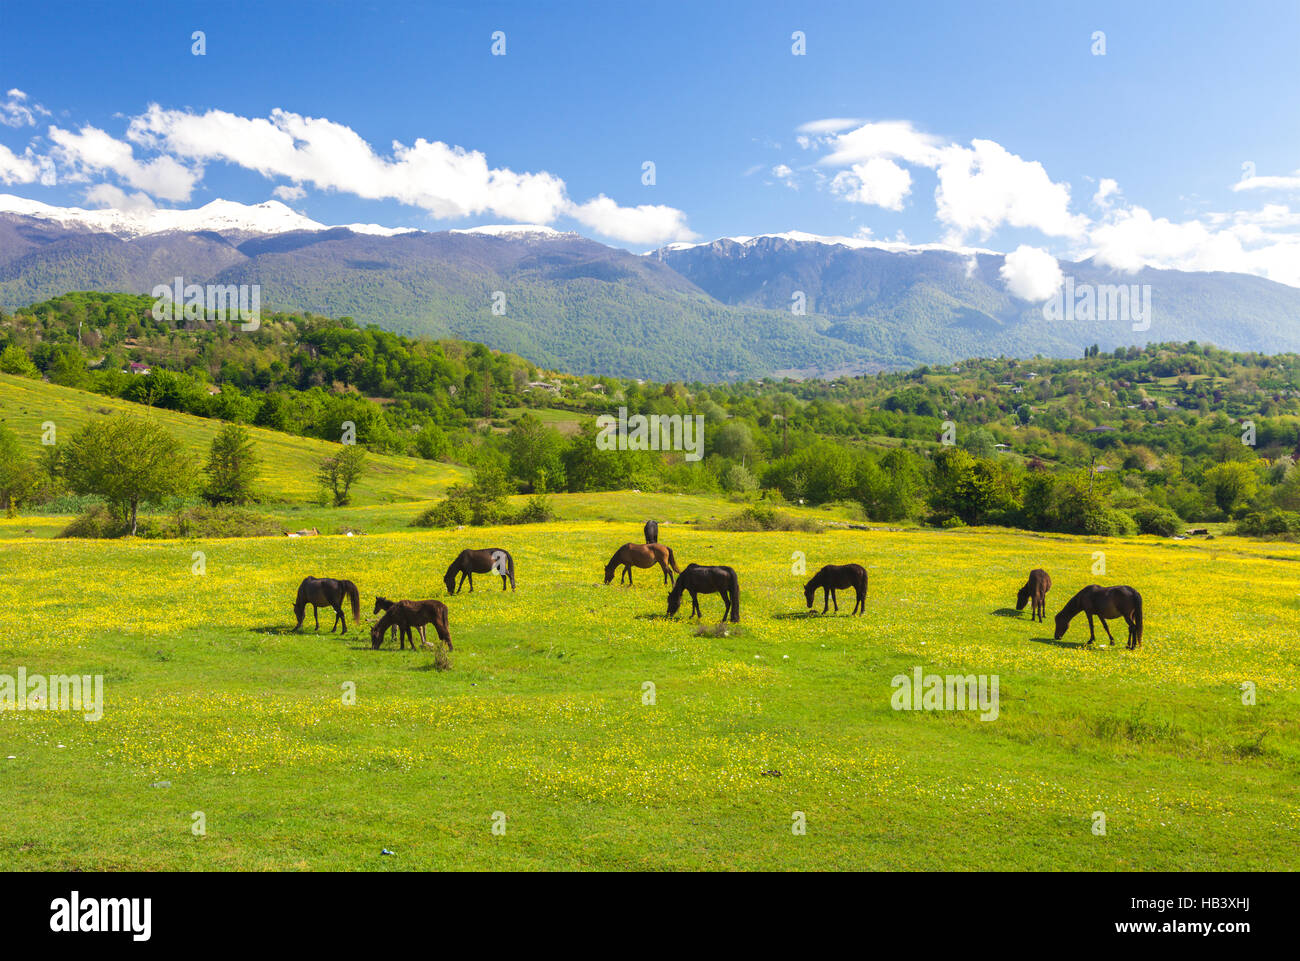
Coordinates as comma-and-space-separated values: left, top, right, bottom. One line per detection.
370, 621, 386, 650
1015, 585, 1030, 611
803, 581, 816, 608
443, 570, 458, 595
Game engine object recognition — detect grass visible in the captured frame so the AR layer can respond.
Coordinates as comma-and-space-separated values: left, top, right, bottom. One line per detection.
0, 521, 1296, 870
0, 373, 467, 505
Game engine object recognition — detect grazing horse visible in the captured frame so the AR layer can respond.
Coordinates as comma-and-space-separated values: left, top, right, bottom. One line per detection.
371, 600, 453, 651
373, 596, 404, 645
605, 542, 681, 586
644, 519, 659, 544
1054, 585, 1143, 649
1016, 568, 1052, 623
667, 563, 740, 623
444, 548, 515, 594
294, 577, 360, 633
803, 563, 868, 615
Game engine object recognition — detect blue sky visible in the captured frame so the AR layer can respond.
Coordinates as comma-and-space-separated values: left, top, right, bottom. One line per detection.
2, 0, 1299, 287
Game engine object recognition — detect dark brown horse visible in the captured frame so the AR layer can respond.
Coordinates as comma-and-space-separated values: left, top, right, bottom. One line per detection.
605, 542, 681, 586
644, 519, 658, 544
667, 563, 740, 623
373, 596, 403, 645
803, 563, 868, 615
294, 577, 360, 633
1054, 585, 1143, 649
371, 600, 452, 651
1016, 568, 1052, 623
444, 548, 515, 594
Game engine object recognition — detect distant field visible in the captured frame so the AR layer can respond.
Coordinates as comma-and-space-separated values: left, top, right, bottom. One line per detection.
0, 521, 1294, 870
0, 373, 467, 505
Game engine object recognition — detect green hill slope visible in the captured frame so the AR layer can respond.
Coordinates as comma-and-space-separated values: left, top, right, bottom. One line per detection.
0, 373, 466, 505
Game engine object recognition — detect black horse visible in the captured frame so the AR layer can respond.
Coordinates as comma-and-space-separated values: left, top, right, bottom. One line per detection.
803, 563, 868, 615
1016, 568, 1052, 623
667, 563, 740, 623
644, 519, 658, 544
294, 576, 360, 633
444, 548, 516, 594
1054, 585, 1143, 649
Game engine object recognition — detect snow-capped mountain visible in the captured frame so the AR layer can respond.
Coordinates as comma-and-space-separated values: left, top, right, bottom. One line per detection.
0, 194, 414, 238
3, 194, 1300, 380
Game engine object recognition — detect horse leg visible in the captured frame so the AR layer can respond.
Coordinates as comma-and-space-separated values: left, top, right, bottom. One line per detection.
313, 605, 320, 631
831, 589, 839, 613
1085, 613, 1095, 645
627, 567, 633, 587
691, 592, 701, 619
822, 588, 829, 614
721, 591, 731, 623
418, 624, 428, 648
1099, 616, 1116, 646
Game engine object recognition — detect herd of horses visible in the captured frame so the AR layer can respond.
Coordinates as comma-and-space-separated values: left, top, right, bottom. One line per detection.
292, 521, 1145, 653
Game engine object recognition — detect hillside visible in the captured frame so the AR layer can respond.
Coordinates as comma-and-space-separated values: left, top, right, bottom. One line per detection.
0, 372, 466, 505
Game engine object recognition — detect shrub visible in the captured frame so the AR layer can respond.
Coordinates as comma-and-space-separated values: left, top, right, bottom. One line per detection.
713, 506, 823, 533
1236, 509, 1300, 538
1133, 504, 1183, 537
59, 505, 130, 539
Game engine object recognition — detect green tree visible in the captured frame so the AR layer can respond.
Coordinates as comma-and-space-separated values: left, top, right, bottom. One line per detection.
1201, 461, 1258, 515
318, 445, 367, 506
0, 425, 35, 513
63, 415, 193, 534
0, 344, 39, 377
203, 424, 260, 505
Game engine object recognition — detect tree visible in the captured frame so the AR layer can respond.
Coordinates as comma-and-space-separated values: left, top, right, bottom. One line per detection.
0, 344, 38, 377
203, 424, 260, 505
0, 425, 35, 513
63, 415, 193, 534
1201, 461, 1257, 515
506, 413, 564, 491
318, 445, 367, 506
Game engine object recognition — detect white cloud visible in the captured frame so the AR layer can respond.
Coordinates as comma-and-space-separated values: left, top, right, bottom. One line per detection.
0, 89, 46, 128
1232, 170, 1300, 193
0, 143, 38, 184
566, 195, 696, 245
933, 139, 1087, 241
117, 103, 692, 242
815, 121, 1086, 241
796, 118, 863, 135
84, 183, 157, 213
1000, 245, 1064, 301
273, 183, 307, 202
49, 124, 200, 201
830, 157, 911, 211
1093, 177, 1120, 208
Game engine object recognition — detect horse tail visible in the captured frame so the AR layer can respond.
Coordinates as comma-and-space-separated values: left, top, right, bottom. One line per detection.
507, 551, 516, 590
434, 605, 452, 645
728, 567, 740, 623
345, 580, 360, 624
667, 546, 681, 573
1133, 590, 1143, 646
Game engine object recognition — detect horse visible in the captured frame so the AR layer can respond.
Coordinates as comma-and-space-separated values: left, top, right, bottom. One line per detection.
1015, 568, 1052, 623
370, 599, 453, 651
1054, 585, 1143, 649
803, 563, 868, 615
666, 563, 740, 623
644, 519, 658, 544
293, 577, 360, 633
605, 542, 681, 586
373, 596, 404, 645
443, 548, 515, 594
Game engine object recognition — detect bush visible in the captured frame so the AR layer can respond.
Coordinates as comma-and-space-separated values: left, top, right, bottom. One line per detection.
513, 492, 556, 524
164, 507, 281, 539
59, 505, 130, 538
1133, 504, 1183, 537
1236, 509, 1300, 538
713, 505, 823, 533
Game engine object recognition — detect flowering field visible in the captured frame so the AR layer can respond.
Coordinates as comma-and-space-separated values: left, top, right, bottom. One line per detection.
0, 521, 1296, 870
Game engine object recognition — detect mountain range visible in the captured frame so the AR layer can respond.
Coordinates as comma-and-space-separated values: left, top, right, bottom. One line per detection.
2, 194, 1298, 381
